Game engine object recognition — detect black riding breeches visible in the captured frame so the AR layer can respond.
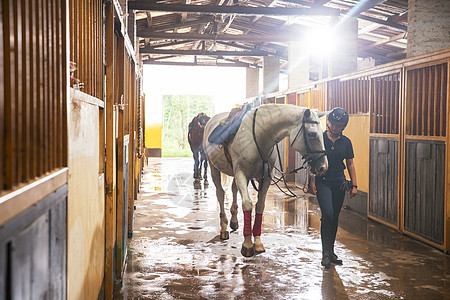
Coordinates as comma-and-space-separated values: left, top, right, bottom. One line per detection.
315, 175, 346, 255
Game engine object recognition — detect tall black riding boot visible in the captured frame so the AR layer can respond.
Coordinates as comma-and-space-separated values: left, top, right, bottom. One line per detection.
321, 253, 331, 269
329, 246, 342, 265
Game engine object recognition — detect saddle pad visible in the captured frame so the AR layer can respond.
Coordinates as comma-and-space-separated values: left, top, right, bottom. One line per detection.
208, 104, 251, 145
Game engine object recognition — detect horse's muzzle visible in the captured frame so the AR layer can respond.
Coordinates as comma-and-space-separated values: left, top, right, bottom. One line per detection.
312, 158, 328, 176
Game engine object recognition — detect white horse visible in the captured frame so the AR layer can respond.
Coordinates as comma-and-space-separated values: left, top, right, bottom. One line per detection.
203, 104, 329, 257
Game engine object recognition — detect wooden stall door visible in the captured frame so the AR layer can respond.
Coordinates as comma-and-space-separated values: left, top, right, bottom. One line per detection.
369, 137, 399, 225
402, 62, 448, 249
404, 140, 445, 244
368, 72, 401, 228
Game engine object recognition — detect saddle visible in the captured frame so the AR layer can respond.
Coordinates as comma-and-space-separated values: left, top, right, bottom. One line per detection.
208, 103, 252, 145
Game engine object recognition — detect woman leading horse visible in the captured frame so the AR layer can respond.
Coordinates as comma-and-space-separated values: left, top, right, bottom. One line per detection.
203, 104, 328, 257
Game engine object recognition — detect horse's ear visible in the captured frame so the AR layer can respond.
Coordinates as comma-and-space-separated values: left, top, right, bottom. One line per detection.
318, 111, 329, 118
304, 109, 311, 118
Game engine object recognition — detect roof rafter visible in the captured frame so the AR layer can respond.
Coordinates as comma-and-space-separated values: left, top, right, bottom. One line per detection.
140, 48, 270, 56
138, 16, 214, 32
142, 59, 255, 67
138, 31, 306, 42
128, 2, 340, 16
359, 32, 406, 51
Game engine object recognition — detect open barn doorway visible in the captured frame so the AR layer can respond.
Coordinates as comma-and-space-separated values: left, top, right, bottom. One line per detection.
162, 95, 214, 157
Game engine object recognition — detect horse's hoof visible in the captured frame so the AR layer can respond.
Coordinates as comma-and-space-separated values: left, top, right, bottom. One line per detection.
220, 231, 229, 240
241, 245, 255, 257
254, 246, 265, 254
230, 221, 239, 231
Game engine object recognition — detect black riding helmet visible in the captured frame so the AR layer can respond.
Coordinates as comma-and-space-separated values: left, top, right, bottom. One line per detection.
328, 107, 349, 126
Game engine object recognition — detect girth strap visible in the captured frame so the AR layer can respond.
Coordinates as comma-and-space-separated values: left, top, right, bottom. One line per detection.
223, 144, 233, 167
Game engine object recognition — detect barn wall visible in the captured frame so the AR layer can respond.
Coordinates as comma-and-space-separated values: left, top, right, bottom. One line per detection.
67, 90, 105, 300
0, 0, 69, 297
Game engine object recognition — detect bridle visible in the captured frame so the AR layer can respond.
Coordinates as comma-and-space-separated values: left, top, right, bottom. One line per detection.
289, 112, 327, 167
250, 108, 327, 195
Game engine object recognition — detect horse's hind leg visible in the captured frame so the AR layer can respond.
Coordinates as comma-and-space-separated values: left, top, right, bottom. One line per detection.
193, 151, 200, 182
210, 164, 229, 240
198, 160, 204, 180
253, 178, 270, 254
229, 179, 239, 231
201, 152, 208, 185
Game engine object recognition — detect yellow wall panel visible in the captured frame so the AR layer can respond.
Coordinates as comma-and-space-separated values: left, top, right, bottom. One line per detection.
343, 114, 370, 193
145, 124, 162, 148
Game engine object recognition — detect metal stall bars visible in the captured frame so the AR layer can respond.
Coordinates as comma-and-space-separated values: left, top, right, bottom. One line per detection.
0, 0, 68, 298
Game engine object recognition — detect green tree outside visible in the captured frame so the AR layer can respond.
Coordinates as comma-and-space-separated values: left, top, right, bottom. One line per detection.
162, 95, 214, 157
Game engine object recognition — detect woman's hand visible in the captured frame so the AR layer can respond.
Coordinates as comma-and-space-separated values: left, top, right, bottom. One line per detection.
308, 179, 317, 195
350, 186, 358, 198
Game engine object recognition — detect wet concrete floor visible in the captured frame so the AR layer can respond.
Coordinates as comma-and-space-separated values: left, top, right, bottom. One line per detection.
114, 157, 450, 299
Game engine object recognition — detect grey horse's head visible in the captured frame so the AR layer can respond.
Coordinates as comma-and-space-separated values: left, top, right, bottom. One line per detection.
290, 109, 328, 175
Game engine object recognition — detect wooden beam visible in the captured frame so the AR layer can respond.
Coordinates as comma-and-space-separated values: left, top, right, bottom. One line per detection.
359, 32, 406, 51
142, 59, 255, 67
138, 16, 213, 32
389, 12, 407, 24
138, 31, 305, 42
216, 41, 256, 51
145, 11, 152, 28
104, 2, 117, 299
128, 2, 340, 16
356, 14, 407, 31
279, 0, 407, 31
180, 0, 191, 23
141, 40, 196, 49
386, 49, 407, 58
140, 48, 270, 56
280, 0, 318, 6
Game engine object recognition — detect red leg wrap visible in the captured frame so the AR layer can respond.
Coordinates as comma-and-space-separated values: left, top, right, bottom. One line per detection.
253, 213, 263, 236
243, 210, 252, 236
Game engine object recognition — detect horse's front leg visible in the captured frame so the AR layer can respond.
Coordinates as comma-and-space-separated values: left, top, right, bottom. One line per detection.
229, 178, 239, 231
234, 171, 254, 257
254, 178, 270, 254
210, 165, 229, 240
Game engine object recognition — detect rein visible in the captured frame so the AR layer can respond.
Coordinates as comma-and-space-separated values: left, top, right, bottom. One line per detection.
250, 108, 326, 197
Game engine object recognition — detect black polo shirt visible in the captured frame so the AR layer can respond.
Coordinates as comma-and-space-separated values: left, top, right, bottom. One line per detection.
323, 131, 354, 176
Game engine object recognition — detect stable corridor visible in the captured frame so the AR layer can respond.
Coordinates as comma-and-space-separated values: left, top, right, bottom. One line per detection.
114, 158, 450, 299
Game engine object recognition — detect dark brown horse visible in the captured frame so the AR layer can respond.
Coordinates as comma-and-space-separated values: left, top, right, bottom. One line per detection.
188, 113, 211, 184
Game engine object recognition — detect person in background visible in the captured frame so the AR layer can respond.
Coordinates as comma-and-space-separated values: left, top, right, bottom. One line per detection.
309, 107, 358, 268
